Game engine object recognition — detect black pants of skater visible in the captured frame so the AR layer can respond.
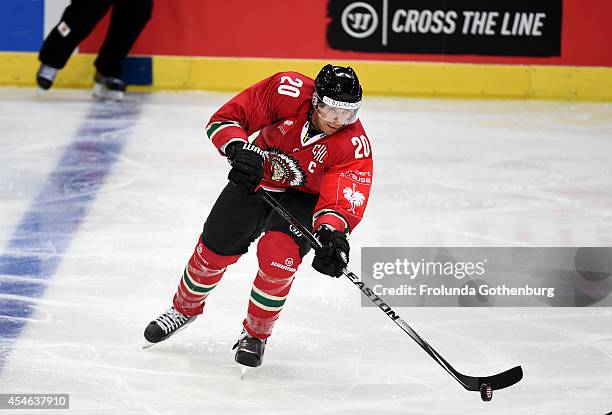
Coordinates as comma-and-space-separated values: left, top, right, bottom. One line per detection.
202, 184, 319, 259
39, 0, 153, 78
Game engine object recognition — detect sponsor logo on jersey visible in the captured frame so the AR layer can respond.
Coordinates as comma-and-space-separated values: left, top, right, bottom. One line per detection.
341, 170, 372, 184
278, 119, 296, 136
267, 148, 307, 187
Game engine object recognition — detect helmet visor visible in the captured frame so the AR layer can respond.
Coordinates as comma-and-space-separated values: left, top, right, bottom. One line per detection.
313, 92, 361, 127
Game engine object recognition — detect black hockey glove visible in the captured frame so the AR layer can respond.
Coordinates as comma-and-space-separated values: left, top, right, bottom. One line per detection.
312, 226, 349, 278
226, 141, 265, 194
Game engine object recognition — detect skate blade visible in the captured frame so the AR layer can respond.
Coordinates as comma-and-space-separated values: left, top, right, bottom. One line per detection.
36, 87, 49, 96
141, 316, 198, 350
92, 83, 124, 101
92, 83, 105, 100
142, 340, 156, 349
240, 366, 247, 380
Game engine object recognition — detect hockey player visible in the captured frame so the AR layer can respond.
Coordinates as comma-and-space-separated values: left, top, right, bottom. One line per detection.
143, 64, 373, 367
36, 0, 153, 100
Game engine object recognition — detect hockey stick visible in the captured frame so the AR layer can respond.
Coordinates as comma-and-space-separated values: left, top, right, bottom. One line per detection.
256, 188, 523, 400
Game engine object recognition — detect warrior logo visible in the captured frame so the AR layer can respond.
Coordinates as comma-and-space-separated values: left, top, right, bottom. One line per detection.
341, 2, 378, 39
289, 225, 303, 237
267, 148, 307, 187
343, 183, 365, 213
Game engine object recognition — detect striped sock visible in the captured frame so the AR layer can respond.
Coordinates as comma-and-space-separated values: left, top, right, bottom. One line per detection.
244, 268, 295, 339
173, 239, 240, 316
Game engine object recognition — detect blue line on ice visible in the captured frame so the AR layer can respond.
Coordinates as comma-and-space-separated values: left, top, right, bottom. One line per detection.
0, 97, 143, 370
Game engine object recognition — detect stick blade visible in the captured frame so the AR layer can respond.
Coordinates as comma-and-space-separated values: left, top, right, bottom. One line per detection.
460, 365, 523, 391
485, 365, 523, 391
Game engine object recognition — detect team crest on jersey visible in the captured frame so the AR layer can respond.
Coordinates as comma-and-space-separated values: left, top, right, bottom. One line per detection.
343, 183, 366, 214
277, 119, 296, 136
267, 148, 307, 187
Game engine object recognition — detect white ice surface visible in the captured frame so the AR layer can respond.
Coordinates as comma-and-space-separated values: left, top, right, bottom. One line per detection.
0, 88, 611, 414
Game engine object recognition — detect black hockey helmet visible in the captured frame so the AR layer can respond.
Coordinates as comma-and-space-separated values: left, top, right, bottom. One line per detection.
312, 64, 362, 126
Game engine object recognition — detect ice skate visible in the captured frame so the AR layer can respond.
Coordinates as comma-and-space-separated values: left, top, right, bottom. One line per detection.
92, 71, 126, 101
143, 306, 197, 348
36, 64, 58, 92
233, 329, 267, 368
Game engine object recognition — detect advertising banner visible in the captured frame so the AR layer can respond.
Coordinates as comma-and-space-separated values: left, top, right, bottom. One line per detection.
327, 0, 563, 56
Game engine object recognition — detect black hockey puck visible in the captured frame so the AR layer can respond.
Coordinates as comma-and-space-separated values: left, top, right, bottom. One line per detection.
480, 383, 493, 401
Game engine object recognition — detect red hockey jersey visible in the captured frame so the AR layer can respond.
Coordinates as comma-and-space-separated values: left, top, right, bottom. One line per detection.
205, 71, 373, 234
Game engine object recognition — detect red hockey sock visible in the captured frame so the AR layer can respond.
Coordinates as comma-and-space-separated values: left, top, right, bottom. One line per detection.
244, 231, 301, 339
173, 238, 240, 316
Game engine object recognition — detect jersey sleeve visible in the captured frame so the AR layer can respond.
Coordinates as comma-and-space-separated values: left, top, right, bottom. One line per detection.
204, 72, 310, 154
312, 157, 373, 234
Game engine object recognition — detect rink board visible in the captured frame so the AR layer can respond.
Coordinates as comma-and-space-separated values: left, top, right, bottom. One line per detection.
1, 52, 611, 101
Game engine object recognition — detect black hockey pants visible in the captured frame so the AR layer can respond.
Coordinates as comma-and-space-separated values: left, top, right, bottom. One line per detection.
202, 184, 319, 259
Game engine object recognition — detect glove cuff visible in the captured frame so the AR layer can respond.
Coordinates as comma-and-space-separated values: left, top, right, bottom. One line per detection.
242, 143, 267, 158
225, 141, 245, 160
314, 225, 334, 246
